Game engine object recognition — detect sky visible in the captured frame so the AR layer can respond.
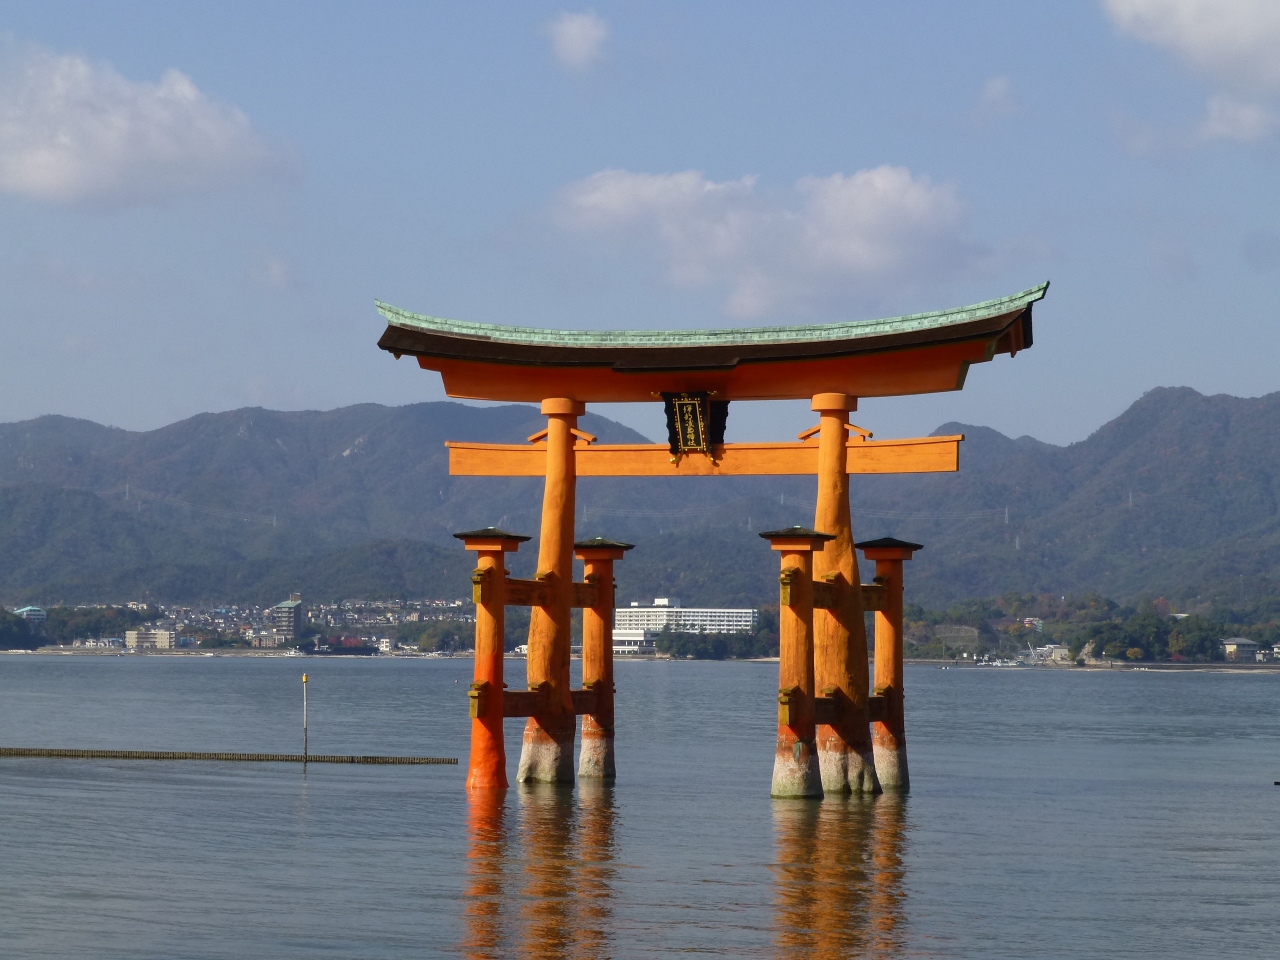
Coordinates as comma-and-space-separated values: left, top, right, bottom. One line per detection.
1, 0, 1278, 446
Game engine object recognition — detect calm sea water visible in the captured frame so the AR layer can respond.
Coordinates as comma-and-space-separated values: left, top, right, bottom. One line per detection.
1, 656, 1278, 959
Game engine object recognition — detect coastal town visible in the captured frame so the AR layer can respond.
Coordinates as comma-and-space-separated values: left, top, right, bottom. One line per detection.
4, 596, 471, 655
7, 594, 1279, 666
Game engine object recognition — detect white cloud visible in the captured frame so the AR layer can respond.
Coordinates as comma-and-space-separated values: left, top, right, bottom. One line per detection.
1197, 94, 1273, 141
0, 43, 293, 206
1102, 0, 1280, 91
549, 11, 609, 71
980, 76, 1019, 115
555, 166, 978, 319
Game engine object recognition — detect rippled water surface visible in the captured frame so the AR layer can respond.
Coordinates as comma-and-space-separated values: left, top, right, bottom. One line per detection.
1, 656, 1278, 958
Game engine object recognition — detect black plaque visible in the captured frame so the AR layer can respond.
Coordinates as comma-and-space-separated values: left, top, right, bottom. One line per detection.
662, 393, 728, 455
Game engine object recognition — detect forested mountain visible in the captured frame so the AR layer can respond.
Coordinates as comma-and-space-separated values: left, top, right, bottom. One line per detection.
1, 387, 1279, 608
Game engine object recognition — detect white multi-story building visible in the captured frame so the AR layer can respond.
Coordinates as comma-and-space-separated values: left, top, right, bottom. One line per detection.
1032, 643, 1072, 663
612, 628, 657, 656
614, 598, 757, 635
125, 629, 177, 650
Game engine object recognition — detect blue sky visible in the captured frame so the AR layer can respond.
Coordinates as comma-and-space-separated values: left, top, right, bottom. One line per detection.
1, 1, 1277, 445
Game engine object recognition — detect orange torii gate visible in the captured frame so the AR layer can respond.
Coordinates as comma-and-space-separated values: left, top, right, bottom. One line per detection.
376, 282, 1046, 797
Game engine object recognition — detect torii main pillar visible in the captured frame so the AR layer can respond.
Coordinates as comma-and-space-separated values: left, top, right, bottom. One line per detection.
809, 392, 879, 796
517, 398, 583, 784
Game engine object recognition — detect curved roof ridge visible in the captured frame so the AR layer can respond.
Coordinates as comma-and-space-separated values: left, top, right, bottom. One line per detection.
375, 282, 1048, 349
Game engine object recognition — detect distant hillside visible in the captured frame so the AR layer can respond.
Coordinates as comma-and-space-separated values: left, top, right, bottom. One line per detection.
3, 388, 1280, 608
851, 387, 1280, 605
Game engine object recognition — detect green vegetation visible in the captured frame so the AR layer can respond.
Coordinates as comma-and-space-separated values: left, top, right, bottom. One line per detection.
197, 633, 248, 649
41, 605, 158, 645
901, 589, 1280, 662
11, 389, 1280, 620
0, 608, 33, 650
399, 618, 473, 653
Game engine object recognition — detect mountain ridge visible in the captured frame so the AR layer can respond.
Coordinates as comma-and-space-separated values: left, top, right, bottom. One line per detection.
3, 387, 1279, 608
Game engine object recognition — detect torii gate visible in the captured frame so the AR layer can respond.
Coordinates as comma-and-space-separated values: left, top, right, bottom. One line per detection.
376, 282, 1046, 797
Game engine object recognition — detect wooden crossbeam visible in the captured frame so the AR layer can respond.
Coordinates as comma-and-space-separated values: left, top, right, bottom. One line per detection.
503, 578, 549, 607
448, 435, 961, 478
810, 582, 886, 611
571, 581, 600, 609
813, 695, 887, 725
502, 688, 600, 718
471, 572, 602, 608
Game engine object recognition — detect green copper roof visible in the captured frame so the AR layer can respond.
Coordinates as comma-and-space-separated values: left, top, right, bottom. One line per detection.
375, 282, 1048, 349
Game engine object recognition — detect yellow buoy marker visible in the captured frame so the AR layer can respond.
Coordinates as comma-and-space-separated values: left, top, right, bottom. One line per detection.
302, 673, 309, 762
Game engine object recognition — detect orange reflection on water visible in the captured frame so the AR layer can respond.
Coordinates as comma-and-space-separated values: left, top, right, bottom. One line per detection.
771, 796, 908, 959
461, 783, 617, 960
461, 789, 511, 960
573, 782, 617, 960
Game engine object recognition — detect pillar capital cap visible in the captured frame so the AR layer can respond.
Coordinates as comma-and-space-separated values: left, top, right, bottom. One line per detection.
541, 398, 586, 416
453, 527, 531, 552
810, 392, 856, 413
759, 526, 836, 552
574, 537, 635, 561
856, 536, 922, 560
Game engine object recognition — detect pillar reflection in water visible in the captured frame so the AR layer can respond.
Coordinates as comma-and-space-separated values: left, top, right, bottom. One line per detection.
771, 797, 907, 959
460, 783, 615, 960
868, 795, 907, 955
574, 781, 617, 960
518, 784, 577, 959
462, 790, 511, 960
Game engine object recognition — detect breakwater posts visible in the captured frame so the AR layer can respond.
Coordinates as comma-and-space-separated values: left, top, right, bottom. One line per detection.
0, 747, 456, 765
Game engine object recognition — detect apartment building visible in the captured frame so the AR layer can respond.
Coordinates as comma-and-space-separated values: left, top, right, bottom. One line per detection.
271, 594, 303, 642
125, 629, 177, 650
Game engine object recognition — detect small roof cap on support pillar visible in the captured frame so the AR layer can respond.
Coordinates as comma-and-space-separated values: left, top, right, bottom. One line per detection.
453, 527, 532, 552
759, 526, 837, 552
855, 536, 923, 560
810, 392, 856, 412
574, 537, 636, 561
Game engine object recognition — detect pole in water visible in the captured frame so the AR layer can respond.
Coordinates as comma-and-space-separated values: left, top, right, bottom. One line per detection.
302, 673, 309, 762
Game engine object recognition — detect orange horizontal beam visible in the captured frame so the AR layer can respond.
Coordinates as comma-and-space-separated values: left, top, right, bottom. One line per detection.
447, 435, 961, 477
503, 689, 601, 718
421, 340, 991, 403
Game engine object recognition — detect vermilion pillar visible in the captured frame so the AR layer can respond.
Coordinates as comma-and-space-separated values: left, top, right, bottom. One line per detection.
574, 538, 634, 780
456, 527, 530, 791
518, 398, 584, 784
809, 391, 879, 796
760, 526, 833, 799
856, 537, 921, 792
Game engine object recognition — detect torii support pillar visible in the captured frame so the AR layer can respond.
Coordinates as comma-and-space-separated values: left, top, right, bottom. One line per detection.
518, 398, 585, 784
760, 526, 834, 799
574, 537, 634, 780
808, 392, 879, 796
456, 527, 531, 791
856, 537, 922, 793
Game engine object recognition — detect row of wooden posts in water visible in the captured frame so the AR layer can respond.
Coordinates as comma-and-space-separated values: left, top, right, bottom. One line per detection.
458, 393, 919, 798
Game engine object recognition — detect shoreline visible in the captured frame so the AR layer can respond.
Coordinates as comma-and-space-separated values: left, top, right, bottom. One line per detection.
7, 648, 1278, 672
